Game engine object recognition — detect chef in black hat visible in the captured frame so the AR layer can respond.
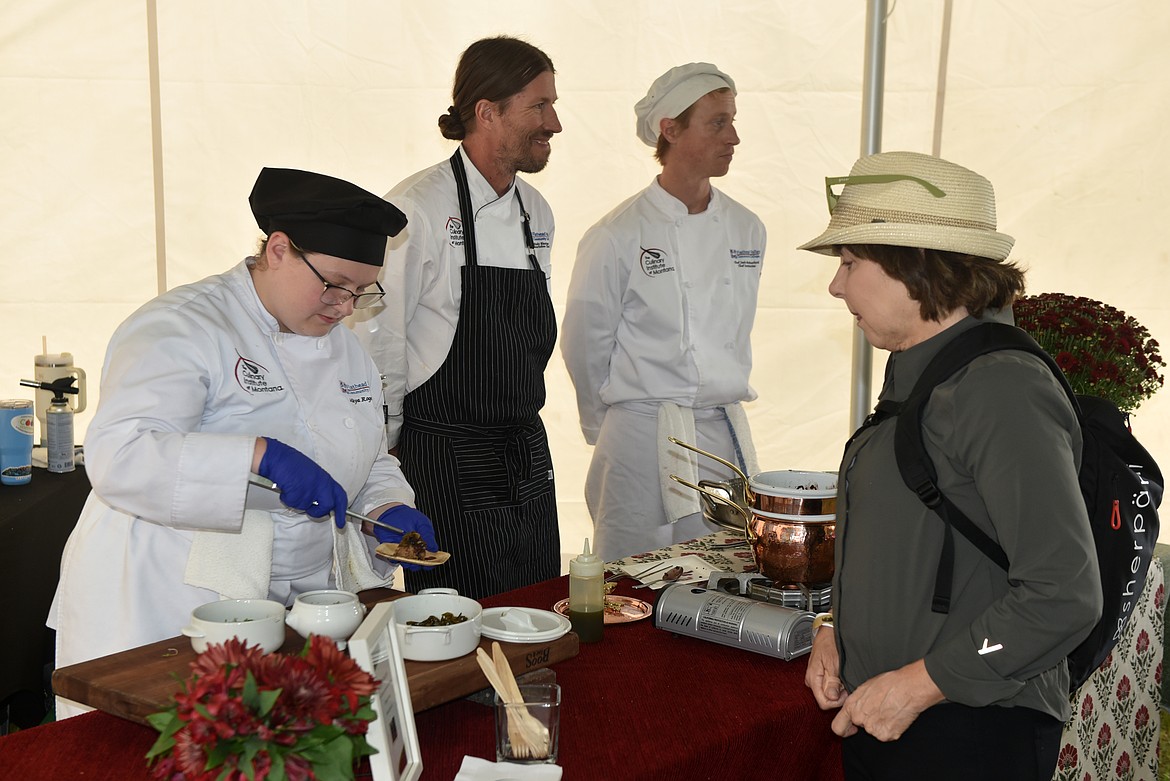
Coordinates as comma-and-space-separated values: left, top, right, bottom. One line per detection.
51, 168, 436, 717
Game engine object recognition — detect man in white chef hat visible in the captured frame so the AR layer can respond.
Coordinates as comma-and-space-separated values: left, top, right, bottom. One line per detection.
562, 63, 767, 560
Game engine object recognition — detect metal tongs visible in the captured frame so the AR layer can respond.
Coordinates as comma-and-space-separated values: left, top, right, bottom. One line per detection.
247, 474, 404, 534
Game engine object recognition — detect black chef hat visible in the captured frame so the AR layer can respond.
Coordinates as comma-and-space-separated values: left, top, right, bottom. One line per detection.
248, 167, 407, 266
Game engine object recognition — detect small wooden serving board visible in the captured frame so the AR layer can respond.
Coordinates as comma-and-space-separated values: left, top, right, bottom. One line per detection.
52, 591, 579, 727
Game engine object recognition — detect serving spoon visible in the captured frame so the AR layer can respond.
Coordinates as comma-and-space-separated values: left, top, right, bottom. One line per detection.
632, 566, 687, 590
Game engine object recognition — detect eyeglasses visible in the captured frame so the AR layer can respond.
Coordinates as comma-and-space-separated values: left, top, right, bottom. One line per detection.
824, 173, 946, 214
290, 242, 385, 309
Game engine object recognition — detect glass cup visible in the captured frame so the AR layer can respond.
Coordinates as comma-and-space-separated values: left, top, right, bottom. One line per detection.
0, 400, 35, 486
494, 683, 561, 764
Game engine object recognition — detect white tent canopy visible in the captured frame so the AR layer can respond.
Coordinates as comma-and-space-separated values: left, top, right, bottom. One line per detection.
4, 1, 1168, 559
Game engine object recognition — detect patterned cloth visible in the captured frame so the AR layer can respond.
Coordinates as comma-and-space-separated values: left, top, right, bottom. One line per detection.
1055, 557, 1165, 781
612, 533, 1166, 781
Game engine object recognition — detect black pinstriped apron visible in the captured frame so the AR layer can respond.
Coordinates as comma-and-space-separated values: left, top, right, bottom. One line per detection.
400, 151, 559, 599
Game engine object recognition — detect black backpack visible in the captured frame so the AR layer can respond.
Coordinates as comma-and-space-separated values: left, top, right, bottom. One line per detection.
865, 321, 1163, 691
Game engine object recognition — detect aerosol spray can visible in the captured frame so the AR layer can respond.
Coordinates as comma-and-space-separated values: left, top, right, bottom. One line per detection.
19, 377, 79, 473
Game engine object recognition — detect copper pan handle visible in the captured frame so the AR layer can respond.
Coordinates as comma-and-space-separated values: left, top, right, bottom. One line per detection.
667, 436, 751, 485
669, 474, 755, 541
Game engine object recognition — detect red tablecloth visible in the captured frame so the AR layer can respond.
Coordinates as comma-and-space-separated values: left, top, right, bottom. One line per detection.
0, 576, 844, 781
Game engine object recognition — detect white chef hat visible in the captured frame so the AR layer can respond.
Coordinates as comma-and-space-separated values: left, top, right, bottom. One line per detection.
634, 62, 737, 147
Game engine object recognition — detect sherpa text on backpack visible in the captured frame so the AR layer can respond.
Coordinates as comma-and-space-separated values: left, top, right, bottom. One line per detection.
868, 321, 1162, 691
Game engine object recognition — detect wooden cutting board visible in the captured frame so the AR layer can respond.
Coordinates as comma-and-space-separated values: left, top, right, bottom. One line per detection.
52, 591, 579, 726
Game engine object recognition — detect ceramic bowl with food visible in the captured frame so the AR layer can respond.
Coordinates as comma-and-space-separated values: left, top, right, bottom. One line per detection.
181, 598, 287, 654
392, 588, 483, 662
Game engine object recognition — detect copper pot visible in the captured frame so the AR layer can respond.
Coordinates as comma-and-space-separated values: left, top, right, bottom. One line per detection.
748, 509, 836, 585
668, 437, 836, 519
667, 438, 837, 586
670, 474, 838, 586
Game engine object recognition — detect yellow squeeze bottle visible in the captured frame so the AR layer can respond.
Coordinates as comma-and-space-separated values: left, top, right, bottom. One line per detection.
568, 538, 604, 643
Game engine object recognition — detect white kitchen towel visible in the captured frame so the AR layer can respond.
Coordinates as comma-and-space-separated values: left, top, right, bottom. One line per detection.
724, 401, 760, 476
331, 520, 396, 593
184, 509, 274, 599
657, 401, 701, 523
454, 756, 563, 780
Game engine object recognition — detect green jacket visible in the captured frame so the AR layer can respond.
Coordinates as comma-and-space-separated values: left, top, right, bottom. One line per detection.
834, 310, 1102, 721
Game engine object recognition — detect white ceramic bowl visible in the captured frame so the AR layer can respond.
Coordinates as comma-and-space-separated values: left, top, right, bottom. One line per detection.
286, 589, 366, 650
392, 588, 483, 662
181, 598, 287, 654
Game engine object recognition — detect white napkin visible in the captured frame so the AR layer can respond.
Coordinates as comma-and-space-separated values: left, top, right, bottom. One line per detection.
624, 554, 717, 590
454, 756, 563, 780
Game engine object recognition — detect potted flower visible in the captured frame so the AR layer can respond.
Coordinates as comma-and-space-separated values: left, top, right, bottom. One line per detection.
1012, 293, 1165, 414
146, 635, 379, 781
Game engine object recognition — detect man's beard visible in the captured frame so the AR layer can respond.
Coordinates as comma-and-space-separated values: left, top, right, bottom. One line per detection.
499, 131, 553, 175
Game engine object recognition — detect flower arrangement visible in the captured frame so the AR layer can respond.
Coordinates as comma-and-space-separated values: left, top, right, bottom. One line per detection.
1012, 293, 1165, 412
146, 635, 379, 781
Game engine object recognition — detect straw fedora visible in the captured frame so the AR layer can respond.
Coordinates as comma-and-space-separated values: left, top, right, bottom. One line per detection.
797, 151, 1014, 261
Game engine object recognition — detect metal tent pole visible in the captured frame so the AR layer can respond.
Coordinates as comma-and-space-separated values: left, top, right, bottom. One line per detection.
849, 0, 889, 432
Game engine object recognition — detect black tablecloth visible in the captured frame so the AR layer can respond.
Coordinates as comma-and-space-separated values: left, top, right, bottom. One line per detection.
0, 466, 90, 725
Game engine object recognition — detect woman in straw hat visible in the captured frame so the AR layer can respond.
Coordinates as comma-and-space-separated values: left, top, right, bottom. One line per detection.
799, 151, 1100, 779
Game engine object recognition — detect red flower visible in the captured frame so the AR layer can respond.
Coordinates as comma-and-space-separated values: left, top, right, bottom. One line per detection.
1136, 629, 1150, 655
1097, 723, 1112, 749
147, 635, 379, 781
1079, 694, 1094, 720
1013, 293, 1165, 412
1115, 751, 1131, 777
1116, 675, 1132, 702
1136, 704, 1150, 731
1057, 743, 1079, 770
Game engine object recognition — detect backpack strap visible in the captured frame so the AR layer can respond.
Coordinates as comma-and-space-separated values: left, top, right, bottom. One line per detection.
891, 322, 1077, 613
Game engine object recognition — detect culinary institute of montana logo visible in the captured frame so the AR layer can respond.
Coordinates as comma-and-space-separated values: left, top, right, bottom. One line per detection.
639, 246, 675, 277
446, 216, 464, 247
234, 353, 284, 395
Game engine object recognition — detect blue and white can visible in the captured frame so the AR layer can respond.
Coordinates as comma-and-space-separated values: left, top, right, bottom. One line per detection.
0, 399, 35, 485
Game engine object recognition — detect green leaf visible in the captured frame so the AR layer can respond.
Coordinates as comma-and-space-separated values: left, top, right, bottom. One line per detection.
144, 711, 182, 761
302, 733, 358, 781
258, 686, 281, 717
242, 669, 260, 709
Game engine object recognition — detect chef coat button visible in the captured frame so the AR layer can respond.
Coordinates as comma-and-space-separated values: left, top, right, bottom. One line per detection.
725, 341, 735, 349
684, 281, 693, 289
344, 418, 355, 429
724, 277, 731, 285
317, 338, 328, 349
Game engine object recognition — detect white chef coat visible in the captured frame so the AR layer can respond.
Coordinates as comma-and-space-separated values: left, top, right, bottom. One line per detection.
350, 145, 555, 445
561, 179, 765, 444
562, 179, 766, 560
50, 261, 413, 676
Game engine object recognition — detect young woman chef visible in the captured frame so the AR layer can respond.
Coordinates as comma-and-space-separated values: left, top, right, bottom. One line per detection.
50, 168, 436, 717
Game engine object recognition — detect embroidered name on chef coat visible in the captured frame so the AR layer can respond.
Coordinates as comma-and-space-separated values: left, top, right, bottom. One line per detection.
445, 216, 465, 248
234, 353, 285, 395
339, 380, 373, 406
530, 230, 551, 249
730, 248, 762, 269
640, 246, 676, 277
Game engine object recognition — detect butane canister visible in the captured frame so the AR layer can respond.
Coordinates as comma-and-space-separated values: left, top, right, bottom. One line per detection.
46, 398, 75, 473
654, 583, 815, 660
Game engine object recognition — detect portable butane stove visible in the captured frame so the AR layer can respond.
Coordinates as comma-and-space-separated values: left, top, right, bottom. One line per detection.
703, 573, 833, 612
653, 583, 816, 660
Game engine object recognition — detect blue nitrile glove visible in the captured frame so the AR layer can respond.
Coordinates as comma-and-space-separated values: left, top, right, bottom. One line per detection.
373, 505, 438, 571
257, 437, 349, 521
